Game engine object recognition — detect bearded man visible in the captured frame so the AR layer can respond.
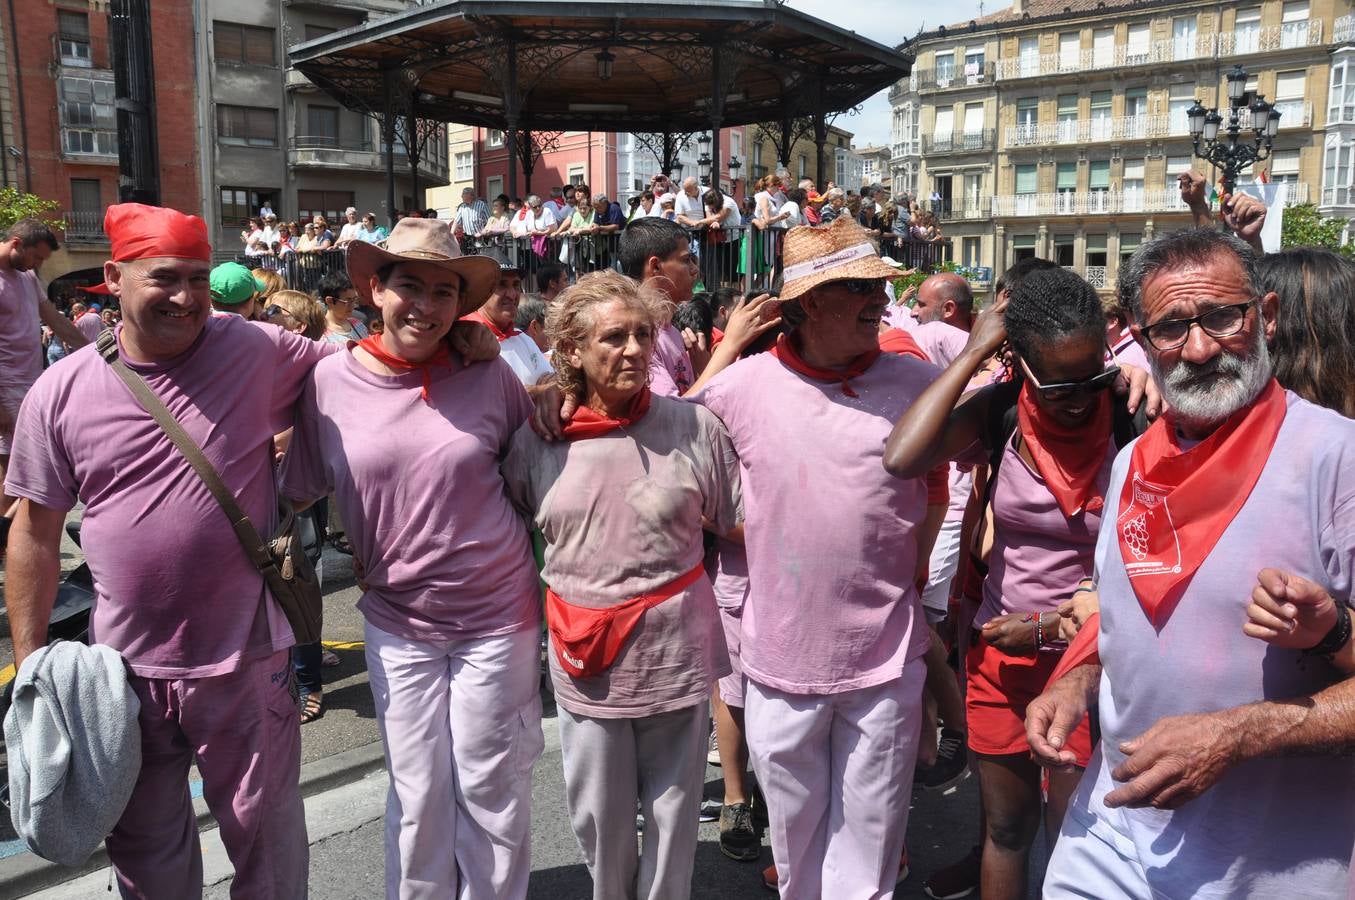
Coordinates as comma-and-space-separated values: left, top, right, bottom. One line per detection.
1028, 228, 1355, 898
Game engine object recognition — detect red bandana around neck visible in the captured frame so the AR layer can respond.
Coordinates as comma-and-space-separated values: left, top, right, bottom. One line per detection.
770, 334, 881, 398
561, 387, 653, 440
462, 308, 519, 341
355, 335, 453, 403
1116, 379, 1287, 627
1017, 382, 1113, 518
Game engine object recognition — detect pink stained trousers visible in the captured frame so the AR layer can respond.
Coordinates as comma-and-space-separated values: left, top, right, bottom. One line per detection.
106, 649, 307, 900
364, 621, 544, 900
744, 659, 925, 900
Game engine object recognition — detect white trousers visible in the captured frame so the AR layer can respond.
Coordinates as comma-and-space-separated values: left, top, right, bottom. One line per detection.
921, 516, 964, 621
557, 701, 708, 900
745, 660, 925, 900
1043, 816, 1153, 900
365, 621, 544, 900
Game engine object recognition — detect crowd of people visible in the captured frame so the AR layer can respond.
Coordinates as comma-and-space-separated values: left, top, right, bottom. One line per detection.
0, 164, 1352, 900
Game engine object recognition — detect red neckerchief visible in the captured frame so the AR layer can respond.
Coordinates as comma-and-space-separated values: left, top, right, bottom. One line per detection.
770, 334, 880, 398
1117, 379, 1287, 627
1050, 612, 1101, 682
355, 335, 452, 404
561, 388, 653, 441
462, 308, 519, 341
877, 328, 927, 361
1017, 382, 1113, 518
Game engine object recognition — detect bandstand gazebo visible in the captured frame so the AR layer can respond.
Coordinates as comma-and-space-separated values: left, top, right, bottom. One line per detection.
288, 0, 913, 214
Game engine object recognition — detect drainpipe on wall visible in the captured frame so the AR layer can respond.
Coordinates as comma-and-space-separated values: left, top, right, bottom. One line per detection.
6, 0, 30, 192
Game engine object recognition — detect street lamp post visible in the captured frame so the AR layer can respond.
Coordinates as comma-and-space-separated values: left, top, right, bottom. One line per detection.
1187, 64, 1279, 196
697, 132, 713, 188
728, 155, 741, 193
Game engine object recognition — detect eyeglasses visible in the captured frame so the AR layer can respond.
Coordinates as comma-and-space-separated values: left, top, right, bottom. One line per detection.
829, 278, 887, 296
1018, 354, 1121, 403
264, 304, 294, 322
1139, 300, 1254, 351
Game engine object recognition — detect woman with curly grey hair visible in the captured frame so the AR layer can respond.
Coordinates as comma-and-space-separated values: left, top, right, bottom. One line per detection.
502, 269, 741, 900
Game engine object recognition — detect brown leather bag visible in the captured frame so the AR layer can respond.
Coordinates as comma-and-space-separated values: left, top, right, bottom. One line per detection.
95, 331, 322, 644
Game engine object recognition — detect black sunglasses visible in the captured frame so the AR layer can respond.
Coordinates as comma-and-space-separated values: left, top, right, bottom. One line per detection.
829, 278, 887, 296
1018, 355, 1121, 403
1140, 300, 1254, 351
264, 304, 294, 321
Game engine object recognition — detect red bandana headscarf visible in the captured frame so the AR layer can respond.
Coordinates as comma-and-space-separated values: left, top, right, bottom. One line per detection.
1017, 383, 1113, 518
561, 388, 653, 440
104, 203, 212, 262
462, 308, 520, 341
1116, 379, 1287, 627
355, 335, 453, 403
770, 334, 880, 398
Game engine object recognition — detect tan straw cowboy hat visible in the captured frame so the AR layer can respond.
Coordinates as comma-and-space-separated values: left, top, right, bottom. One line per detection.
346, 217, 500, 318
778, 216, 903, 302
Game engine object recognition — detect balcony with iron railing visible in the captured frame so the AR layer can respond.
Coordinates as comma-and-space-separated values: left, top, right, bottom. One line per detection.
935, 199, 992, 222
1337, 15, 1355, 44
1005, 103, 1311, 149
912, 62, 995, 92
996, 24, 1324, 82
62, 210, 106, 243
994, 182, 1308, 217
288, 135, 450, 182
922, 129, 995, 155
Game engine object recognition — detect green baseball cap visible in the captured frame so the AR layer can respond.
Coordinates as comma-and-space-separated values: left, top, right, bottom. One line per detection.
209, 262, 265, 305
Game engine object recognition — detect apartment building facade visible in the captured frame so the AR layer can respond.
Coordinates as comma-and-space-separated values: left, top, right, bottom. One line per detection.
0, 0, 200, 280
194, 0, 448, 254
893, 0, 1350, 297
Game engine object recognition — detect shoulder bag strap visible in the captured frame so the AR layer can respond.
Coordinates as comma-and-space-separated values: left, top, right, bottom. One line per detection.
94, 331, 278, 576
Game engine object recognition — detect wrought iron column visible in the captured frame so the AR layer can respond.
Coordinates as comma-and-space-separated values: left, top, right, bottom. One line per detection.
383, 70, 396, 225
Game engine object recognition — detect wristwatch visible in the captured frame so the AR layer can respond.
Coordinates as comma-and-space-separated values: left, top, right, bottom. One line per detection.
1303, 602, 1352, 659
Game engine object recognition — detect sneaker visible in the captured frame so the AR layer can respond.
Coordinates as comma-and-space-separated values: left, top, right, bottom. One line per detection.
707, 728, 721, 765
915, 728, 970, 793
699, 798, 722, 823
924, 845, 981, 900
719, 802, 760, 861
761, 863, 779, 892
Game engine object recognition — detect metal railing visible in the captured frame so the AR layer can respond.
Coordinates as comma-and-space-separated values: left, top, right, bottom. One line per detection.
1083, 265, 1108, 289
1337, 14, 1355, 44
922, 129, 995, 154
913, 62, 995, 91
62, 210, 105, 242
935, 199, 991, 222
287, 136, 450, 181
237, 226, 950, 297
1004, 105, 1309, 150
994, 183, 1309, 217
1218, 21, 1324, 55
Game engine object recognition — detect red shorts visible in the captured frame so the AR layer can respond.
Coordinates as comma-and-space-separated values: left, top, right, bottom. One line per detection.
965, 635, 1092, 765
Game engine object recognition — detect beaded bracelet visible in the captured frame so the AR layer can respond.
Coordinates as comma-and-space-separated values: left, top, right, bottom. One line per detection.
1303, 603, 1352, 659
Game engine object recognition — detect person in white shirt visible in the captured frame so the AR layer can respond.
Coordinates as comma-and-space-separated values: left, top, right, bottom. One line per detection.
336, 207, 362, 244
674, 177, 705, 228
463, 252, 555, 393
509, 195, 558, 239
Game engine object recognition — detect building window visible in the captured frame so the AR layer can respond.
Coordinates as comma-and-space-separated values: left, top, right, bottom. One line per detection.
1330, 59, 1355, 124
797, 155, 807, 179
1119, 233, 1142, 267
305, 105, 340, 146
454, 151, 474, 181
1168, 84, 1197, 135
1173, 16, 1198, 59
962, 236, 982, 268
1013, 235, 1037, 262
1057, 94, 1078, 142
213, 22, 276, 66
68, 179, 102, 239
1016, 97, 1038, 128
1281, 1, 1310, 49
1058, 32, 1079, 70
217, 105, 278, 148
1089, 160, 1110, 193
57, 11, 92, 68
297, 190, 354, 224
1056, 162, 1078, 193
1234, 7, 1262, 55
1092, 27, 1114, 69
1126, 22, 1150, 62
964, 46, 985, 83
1086, 235, 1108, 267
220, 187, 277, 227
1324, 138, 1355, 205
1053, 236, 1075, 266
1015, 164, 1038, 194
488, 130, 505, 148
1123, 159, 1146, 211
485, 176, 504, 201
935, 51, 956, 87
1269, 149, 1300, 184
568, 164, 586, 185
59, 74, 116, 157
1274, 70, 1307, 127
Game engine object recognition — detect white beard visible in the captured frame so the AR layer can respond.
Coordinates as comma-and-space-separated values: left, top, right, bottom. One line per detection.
1151, 327, 1272, 433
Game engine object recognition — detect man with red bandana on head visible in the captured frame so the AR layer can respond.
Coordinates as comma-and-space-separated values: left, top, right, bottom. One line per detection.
3, 203, 499, 899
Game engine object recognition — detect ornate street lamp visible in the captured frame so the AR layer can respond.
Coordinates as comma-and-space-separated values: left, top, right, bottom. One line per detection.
595, 48, 615, 81
728, 155, 742, 187
697, 132, 713, 187
1189, 64, 1278, 195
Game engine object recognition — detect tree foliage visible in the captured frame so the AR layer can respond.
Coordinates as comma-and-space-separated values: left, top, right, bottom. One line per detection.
0, 188, 64, 234
1279, 203, 1354, 257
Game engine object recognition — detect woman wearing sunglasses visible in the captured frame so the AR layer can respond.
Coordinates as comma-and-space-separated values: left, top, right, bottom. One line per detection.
883, 265, 1149, 900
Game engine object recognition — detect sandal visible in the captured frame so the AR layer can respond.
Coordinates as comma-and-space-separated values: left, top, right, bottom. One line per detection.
330, 533, 354, 555
321, 649, 340, 667
299, 690, 325, 724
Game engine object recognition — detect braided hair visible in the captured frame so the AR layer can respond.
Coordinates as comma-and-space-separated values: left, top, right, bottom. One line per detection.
1004, 266, 1104, 362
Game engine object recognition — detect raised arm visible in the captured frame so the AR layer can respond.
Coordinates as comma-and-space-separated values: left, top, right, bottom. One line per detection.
882, 293, 1009, 479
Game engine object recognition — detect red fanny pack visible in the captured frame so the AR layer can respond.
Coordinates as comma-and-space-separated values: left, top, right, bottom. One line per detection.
546, 564, 705, 679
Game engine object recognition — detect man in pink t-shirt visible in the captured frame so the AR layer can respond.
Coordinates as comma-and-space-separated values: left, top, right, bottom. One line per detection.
696, 218, 948, 899
0, 219, 88, 506
1031, 229, 1355, 899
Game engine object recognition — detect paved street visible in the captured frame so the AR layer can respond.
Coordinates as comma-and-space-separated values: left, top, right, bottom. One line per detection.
1, 520, 1047, 898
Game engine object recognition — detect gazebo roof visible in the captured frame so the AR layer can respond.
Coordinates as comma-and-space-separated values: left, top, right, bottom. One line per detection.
287, 0, 912, 133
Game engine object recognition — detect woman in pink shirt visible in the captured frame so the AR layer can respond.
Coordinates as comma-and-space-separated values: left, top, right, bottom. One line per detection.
502, 270, 740, 900
884, 265, 1147, 900
282, 219, 545, 900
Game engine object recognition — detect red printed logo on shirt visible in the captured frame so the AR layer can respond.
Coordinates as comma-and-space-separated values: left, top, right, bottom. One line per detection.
1117, 474, 1183, 576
